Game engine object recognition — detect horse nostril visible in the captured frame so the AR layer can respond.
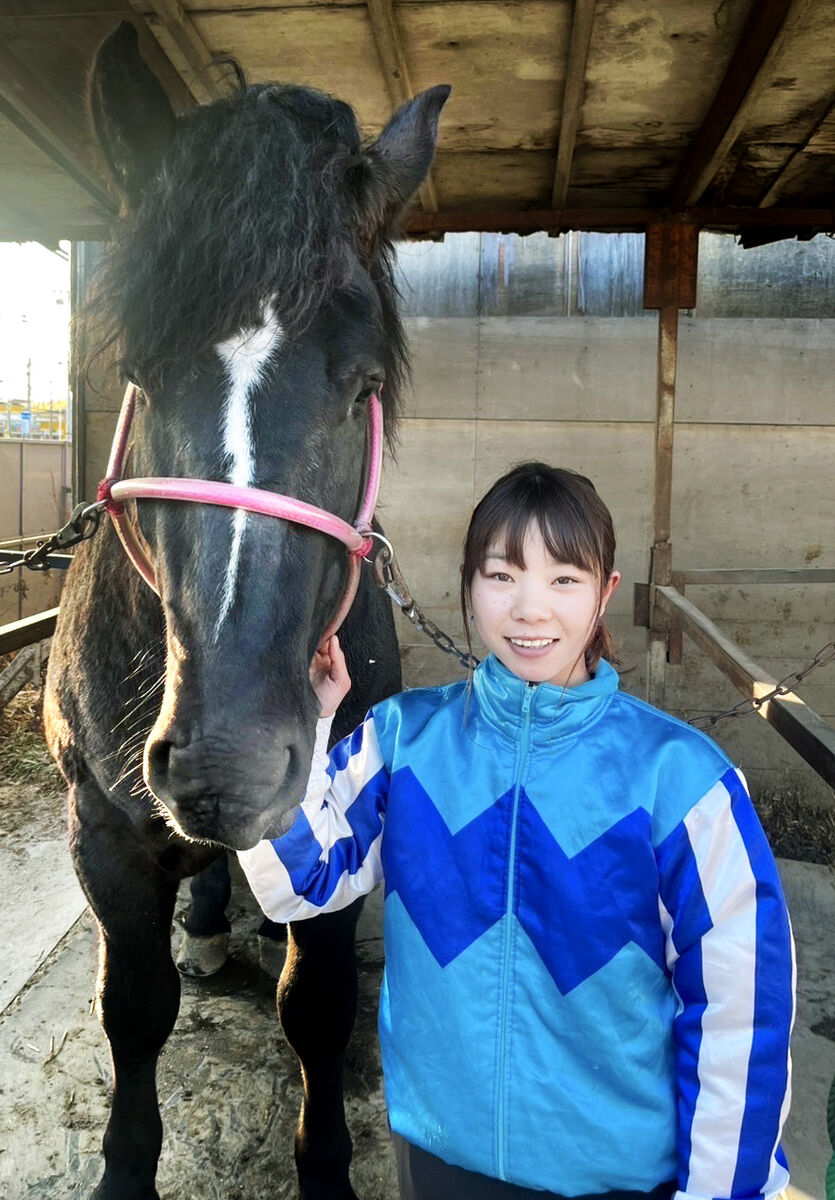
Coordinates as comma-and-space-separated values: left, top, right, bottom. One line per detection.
147, 737, 173, 782
146, 732, 208, 806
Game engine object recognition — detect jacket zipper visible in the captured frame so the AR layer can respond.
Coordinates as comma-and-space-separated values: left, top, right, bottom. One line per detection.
495, 683, 535, 1181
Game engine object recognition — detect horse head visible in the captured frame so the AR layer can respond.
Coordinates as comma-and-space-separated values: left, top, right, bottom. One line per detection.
86, 22, 449, 849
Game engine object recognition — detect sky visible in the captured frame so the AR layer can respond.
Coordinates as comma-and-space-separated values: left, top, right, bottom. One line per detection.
0, 241, 71, 410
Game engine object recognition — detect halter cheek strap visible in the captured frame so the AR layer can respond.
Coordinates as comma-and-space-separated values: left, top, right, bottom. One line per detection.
97, 383, 384, 637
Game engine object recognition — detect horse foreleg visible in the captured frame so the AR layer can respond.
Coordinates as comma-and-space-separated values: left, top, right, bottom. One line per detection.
279, 900, 364, 1200
69, 780, 183, 1200
176, 852, 231, 977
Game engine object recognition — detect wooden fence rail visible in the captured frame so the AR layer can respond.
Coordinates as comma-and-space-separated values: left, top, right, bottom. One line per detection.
654, 585, 835, 789
0, 608, 59, 656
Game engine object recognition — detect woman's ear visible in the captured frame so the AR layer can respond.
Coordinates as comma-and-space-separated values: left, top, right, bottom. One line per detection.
598, 569, 622, 618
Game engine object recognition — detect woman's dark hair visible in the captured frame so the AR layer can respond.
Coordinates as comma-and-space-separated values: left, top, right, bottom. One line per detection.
460, 462, 618, 673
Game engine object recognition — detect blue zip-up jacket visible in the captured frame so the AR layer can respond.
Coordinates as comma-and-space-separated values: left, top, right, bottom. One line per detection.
239, 656, 794, 1199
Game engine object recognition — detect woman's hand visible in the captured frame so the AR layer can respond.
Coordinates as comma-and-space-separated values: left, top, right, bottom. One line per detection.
309, 634, 352, 718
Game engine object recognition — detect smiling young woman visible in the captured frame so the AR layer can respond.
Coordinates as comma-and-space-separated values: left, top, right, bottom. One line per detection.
239, 461, 794, 1200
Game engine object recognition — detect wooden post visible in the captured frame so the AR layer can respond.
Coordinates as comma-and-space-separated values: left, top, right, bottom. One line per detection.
642, 221, 699, 708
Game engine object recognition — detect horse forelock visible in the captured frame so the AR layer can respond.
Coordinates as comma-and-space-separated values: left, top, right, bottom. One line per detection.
82, 82, 407, 438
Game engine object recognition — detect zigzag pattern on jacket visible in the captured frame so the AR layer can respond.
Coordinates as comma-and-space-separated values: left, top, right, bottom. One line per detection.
382, 767, 669, 994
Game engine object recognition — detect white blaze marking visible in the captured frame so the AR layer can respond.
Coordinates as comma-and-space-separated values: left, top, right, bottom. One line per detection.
214, 314, 283, 635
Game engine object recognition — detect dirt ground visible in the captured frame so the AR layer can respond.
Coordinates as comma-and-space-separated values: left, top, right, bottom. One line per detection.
0, 686, 833, 1200
0, 851, 396, 1200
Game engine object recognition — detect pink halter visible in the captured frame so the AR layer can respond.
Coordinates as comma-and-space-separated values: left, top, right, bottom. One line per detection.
97, 383, 384, 638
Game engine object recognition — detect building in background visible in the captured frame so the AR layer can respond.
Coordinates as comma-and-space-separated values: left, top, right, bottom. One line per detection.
0, 241, 70, 440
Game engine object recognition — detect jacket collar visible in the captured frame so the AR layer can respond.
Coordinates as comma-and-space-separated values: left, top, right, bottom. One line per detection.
471, 654, 619, 745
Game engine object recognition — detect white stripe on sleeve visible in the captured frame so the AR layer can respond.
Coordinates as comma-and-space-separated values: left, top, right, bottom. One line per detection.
680, 774, 757, 1199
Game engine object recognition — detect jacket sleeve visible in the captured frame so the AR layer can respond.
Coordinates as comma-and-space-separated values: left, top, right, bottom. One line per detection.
237, 710, 389, 922
655, 766, 795, 1200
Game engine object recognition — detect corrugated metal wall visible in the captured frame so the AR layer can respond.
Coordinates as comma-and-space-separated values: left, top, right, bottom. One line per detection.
0, 439, 70, 624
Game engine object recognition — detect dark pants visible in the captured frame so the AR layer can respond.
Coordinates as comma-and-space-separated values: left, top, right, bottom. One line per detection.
392, 1133, 677, 1200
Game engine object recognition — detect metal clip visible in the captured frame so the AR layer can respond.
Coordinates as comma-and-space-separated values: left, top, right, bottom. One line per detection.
0, 501, 105, 575
366, 529, 480, 672
368, 533, 414, 610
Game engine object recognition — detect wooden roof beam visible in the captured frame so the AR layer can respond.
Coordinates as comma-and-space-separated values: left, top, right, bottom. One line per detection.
0, 43, 115, 218
129, 0, 233, 105
404, 206, 835, 237
670, 0, 812, 209
365, 0, 439, 214
759, 90, 835, 207
551, 0, 596, 208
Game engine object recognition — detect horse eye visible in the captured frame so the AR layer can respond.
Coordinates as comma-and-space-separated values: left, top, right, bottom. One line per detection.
122, 365, 147, 396
348, 373, 383, 414
351, 383, 378, 411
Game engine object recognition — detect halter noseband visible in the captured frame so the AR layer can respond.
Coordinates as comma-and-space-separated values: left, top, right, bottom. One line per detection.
97, 383, 383, 638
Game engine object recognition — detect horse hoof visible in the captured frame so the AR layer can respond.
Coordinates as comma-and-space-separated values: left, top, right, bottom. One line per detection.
175, 931, 230, 977
92, 1174, 160, 1200
258, 933, 286, 980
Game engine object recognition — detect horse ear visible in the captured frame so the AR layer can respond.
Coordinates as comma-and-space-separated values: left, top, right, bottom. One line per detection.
89, 21, 177, 205
361, 85, 451, 226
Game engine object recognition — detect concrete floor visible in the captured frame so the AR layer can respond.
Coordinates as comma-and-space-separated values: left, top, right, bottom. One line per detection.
0, 792, 833, 1200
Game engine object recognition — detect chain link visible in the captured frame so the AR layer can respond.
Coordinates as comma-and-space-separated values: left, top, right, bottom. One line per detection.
370, 537, 480, 672
688, 641, 835, 729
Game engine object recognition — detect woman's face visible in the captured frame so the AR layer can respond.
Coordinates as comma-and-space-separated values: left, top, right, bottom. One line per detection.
469, 523, 620, 688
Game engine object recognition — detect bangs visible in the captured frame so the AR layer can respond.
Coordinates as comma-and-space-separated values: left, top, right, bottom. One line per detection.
470, 471, 608, 580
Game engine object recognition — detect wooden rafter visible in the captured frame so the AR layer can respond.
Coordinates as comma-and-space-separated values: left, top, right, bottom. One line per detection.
670, 0, 812, 208
0, 219, 109, 243
365, 0, 439, 214
130, 0, 233, 105
551, 0, 596, 208
404, 206, 835, 237
0, 43, 115, 217
759, 90, 835, 207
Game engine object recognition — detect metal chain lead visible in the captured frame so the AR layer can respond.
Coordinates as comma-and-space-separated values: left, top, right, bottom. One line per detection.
369, 535, 480, 672
0, 501, 105, 576
688, 640, 835, 729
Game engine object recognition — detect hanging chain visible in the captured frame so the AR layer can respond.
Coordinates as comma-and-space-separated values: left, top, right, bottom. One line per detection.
688, 640, 835, 729
0, 501, 105, 576
369, 535, 480, 672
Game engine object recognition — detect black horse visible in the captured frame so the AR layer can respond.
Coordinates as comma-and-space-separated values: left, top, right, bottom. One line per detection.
44, 23, 448, 1199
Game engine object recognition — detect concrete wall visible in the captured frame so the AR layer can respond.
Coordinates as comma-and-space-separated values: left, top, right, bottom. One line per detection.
379, 232, 834, 803
75, 232, 835, 802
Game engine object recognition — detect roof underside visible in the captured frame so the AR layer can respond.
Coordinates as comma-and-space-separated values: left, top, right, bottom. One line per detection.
1, 0, 833, 245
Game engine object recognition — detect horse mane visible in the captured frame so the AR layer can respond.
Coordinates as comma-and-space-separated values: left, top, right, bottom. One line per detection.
81, 78, 408, 438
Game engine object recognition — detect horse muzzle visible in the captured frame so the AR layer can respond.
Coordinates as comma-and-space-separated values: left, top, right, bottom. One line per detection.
144, 725, 309, 850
